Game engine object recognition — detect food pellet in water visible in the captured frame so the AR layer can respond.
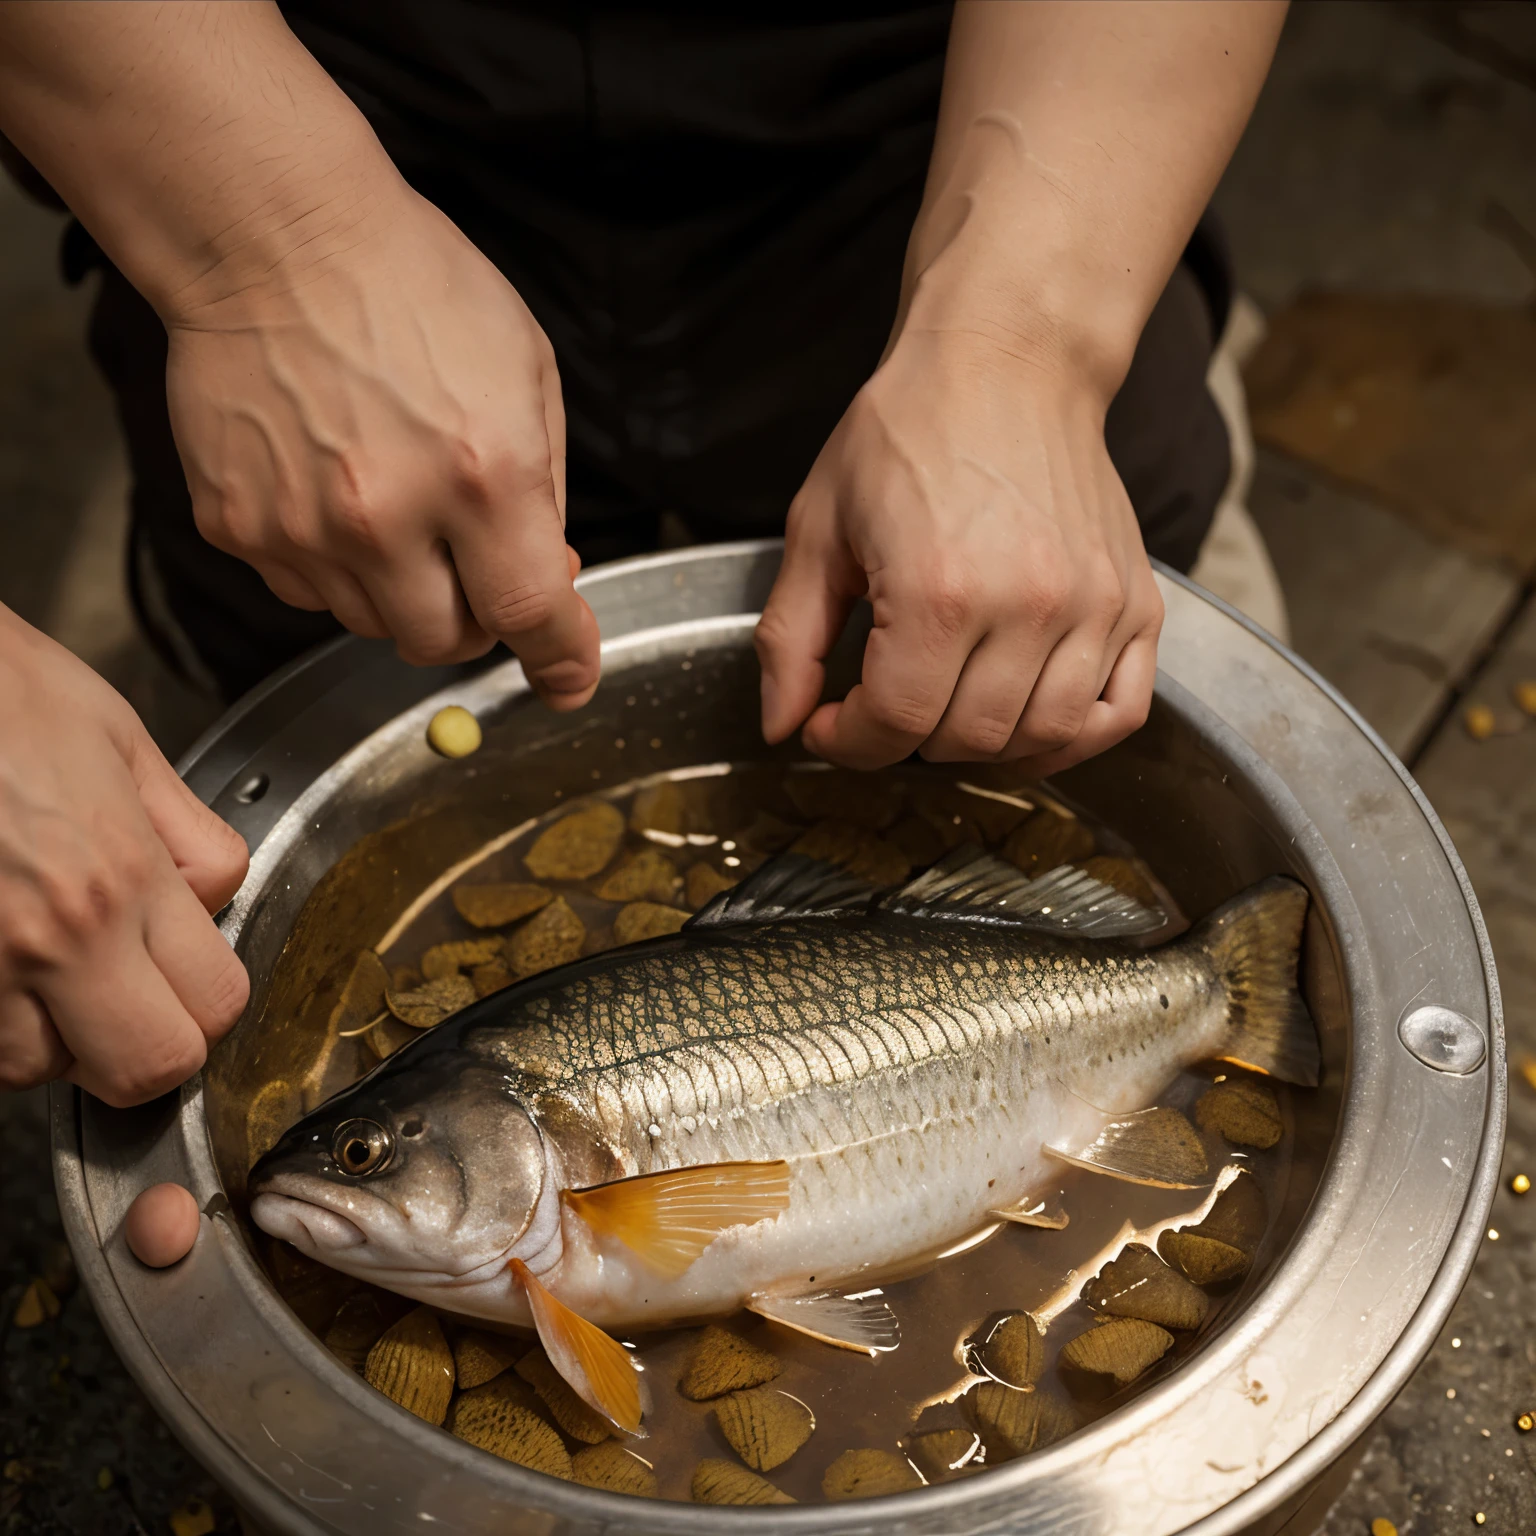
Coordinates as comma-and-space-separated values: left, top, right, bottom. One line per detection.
328, 950, 388, 1035
516, 1347, 611, 1443
911, 781, 1032, 845
1158, 1230, 1252, 1286
677, 1325, 782, 1401
821, 1448, 923, 1501
1081, 1244, 1211, 1331
1077, 854, 1162, 910
1193, 1170, 1268, 1253
324, 1288, 411, 1371
453, 1329, 523, 1391
1058, 1318, 1174, 1387
791, 819, 910, 886
887, 814, 947, 867
452, 882, 553, 929
426, 705, 481, 758
686, 862, 738, 909
1371, 1520, 1399, 1536
245, 1077, 295, 1165
691, 1458, 795, 1506
734, 809, 803, 857
268, 1245, 356, 1335
966, 1380, 1077, 1458
784, 768, 905, 831
450, 1377, 571, 1477
421, 937, 505, 980
364, 1307, 455, 1425
976, 1311, 1046, 1388
509, 897, 586, 975
524, 802, 625, 880
1002, 808, 1094, 875
367, 1014, 418, 1060
595, 847, 680, 904
906, 1427, 979, 1480
715, 1387, 815, 1472
613, 901, 690, 944
1196, 1078, 1283, 1149
386, 975, 476, 1028
471, 960, 513, 997
571, 1442, 658, 1497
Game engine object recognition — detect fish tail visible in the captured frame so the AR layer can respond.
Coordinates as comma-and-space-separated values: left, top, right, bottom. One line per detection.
1194, 876, 1321, 1087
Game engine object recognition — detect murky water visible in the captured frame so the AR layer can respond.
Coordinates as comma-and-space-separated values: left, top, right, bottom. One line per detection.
249, 761, 1297, 1505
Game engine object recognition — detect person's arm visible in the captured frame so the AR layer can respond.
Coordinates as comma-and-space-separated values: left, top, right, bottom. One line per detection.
756, 0, 1286, 772
0, 0, 598, 699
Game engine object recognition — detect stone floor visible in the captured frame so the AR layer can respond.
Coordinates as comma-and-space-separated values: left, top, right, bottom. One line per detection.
2, 3, 1535, 1534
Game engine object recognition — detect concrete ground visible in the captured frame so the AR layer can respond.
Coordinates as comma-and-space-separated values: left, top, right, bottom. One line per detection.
2, 3, 1534, 1533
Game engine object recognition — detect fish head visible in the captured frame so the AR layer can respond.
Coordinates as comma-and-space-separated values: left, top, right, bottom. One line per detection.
248, 1052, 549, 1290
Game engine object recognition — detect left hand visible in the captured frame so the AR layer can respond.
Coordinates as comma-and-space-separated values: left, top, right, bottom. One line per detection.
755, 327, 1163, 775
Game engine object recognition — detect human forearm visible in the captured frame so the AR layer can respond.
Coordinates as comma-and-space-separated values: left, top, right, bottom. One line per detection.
0, 1, 399, 320
897, 0, 1286, 397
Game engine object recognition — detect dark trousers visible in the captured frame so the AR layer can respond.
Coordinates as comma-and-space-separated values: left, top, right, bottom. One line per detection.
66, 2, 1232, 702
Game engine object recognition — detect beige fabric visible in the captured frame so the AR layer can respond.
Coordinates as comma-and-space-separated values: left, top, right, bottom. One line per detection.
1188, 294, 1291, 646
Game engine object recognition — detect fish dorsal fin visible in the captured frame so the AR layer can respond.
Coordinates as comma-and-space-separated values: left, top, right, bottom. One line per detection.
509, 1259, 650, 1435
1044, 1106, 1210, 1189
746, 1289, 901, 1355
990, 1193, 1070, 1230
685, 854, 877, 930
563, 1161, 791, 1279
879, 845, 1166, 937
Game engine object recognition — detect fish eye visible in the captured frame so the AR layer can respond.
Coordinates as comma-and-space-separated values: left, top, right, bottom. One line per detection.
331, 1119, 393, 1177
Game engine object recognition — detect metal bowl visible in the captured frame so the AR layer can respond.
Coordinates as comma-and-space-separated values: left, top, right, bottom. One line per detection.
52, 541, 1503, 1536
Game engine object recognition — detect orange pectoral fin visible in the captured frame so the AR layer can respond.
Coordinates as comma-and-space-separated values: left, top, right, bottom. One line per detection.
509, 1259, 648, 1435
562, 1159, 791, 1279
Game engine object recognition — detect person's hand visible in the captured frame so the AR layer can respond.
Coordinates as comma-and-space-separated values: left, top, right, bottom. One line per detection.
755, 328, 1163, 775
0, 610, 250, 1106
164, 186, 600, 708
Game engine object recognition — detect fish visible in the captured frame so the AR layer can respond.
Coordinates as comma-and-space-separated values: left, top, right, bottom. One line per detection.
249, 845, 1319, 1435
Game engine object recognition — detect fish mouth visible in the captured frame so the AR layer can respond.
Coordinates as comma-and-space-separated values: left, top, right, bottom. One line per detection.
250, 1191, 367, 1253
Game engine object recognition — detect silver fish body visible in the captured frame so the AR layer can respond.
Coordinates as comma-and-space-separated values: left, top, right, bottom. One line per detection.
250, 857, 1313, 1342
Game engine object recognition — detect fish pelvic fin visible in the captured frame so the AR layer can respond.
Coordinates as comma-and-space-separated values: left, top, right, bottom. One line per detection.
879, 846, 1166, 937
1045, 1106, 1211, 1189
563, 1160, 791, 1279
686, 855, 877, 929
509, 1259, 649, 1435
747, 1289, 900, 1355
1195, 875, 1321, 1087
990, 1193, 1070, 1230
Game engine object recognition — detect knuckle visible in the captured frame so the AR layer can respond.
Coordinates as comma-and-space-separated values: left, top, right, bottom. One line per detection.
911, 569, 975, 648
753, 607, 795, 661
201, 957, 251, 1033
865, 689, 938, 740
1023, 712, 1081, 751
1022, 569, 1072, 629
104, 1039, 206, 1109
954, 713, 1018, 758
480, 582, 554, 638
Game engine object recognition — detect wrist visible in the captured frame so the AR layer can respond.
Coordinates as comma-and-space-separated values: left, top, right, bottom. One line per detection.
894, 204, 1155, 410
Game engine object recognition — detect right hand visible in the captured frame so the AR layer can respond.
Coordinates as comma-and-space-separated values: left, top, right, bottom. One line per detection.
164, 187, 601, 707
0, 610, 250, 1107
